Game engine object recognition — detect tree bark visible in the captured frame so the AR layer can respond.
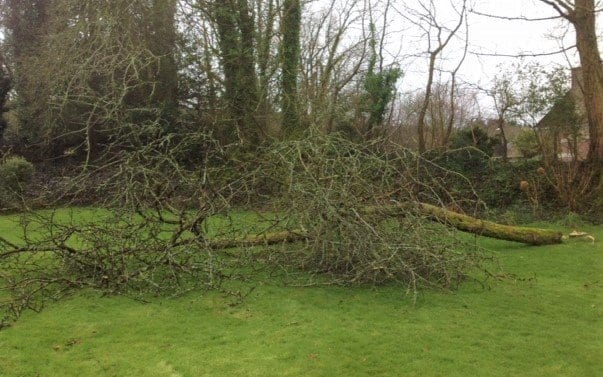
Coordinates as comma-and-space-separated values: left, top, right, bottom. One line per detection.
538, 0, 603, 199
0, 56, 11, 143
417, 53, 436, 153
207, 203, 563, 249
573, 0, 603, 164
209, 230, 308, 249
148, 0, 179, 126
498, 116, 509, 161
410, 203, 563, 245
213, 0, 261, 144
280, 0, 302, 136
236, 0, 261, 143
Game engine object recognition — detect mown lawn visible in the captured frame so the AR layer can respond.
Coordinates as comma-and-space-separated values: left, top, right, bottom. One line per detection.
0, 212, 601, 377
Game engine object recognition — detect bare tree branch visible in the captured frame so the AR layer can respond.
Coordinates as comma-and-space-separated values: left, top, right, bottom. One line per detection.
537, 0, 574, 21
469, 9, 563, 21
470, 45, 577, 58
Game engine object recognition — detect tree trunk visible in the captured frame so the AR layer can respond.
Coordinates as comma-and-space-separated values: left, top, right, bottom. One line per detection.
573, 0, 603, 164
207, 203, 563, 249
538, 0, 603, 205
498, 117, 508, 161
280, 0, 302, 137
209, 230, 308, 249
4, 0, 51, 148
571, 0, 603, 207
410, 203, 562, 245
214, 0, 241, 140
417, 53, 436, 153
149, 0, 179, 126
0, 56, 11, 143
257, 0, 277, 133
236, 0, 261, 143
213, 0, 260, 144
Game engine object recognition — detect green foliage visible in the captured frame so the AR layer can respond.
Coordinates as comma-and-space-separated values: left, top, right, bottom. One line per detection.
594, 175, 603, 223
433, 127, 562, 212
423, 128, 498, 209
0, 156, 34, 187
428, 138, 556, 212
360, 22, 401, 136
0, 156, 34, 208
450, 127, 498, 156
514, 129, 540, 158
362, 66, 402, 131
556, 211, 589, 228
547, 95, 582, 132
483, 159, 558, 212
481, 162, 521, 208
213, 0, 261, 143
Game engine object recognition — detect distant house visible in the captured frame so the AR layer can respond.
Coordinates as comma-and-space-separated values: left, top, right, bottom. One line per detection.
536, 68, 590, 162
480, 119, 525, 159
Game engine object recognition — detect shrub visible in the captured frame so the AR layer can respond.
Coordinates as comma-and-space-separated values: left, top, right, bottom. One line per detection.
514, 129, 540, 158
424, 145, 558, 213
0, 156, 35, 208
481, 162, 520, 208
450, 127, 498, 156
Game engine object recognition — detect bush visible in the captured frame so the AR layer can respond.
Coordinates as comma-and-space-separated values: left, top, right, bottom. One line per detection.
0, 156, 35, 209
514, 129, 540, 158
450, 127, 498, 156
425, 144, 558, 213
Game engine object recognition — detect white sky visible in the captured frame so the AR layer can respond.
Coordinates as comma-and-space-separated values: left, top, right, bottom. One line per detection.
305, 0, 601, 113
392, 0, 575, 85
357, 0, 603, 114
460, 0, 578, 85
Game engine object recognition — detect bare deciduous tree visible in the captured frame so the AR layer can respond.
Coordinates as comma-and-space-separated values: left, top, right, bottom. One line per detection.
397, 0, 467, 153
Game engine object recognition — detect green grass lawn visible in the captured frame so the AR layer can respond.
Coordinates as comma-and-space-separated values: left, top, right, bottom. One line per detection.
0, 212, 601, 377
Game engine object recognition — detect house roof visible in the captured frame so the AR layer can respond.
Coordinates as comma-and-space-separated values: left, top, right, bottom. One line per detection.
481, 119, 524, 140
536, 67, 587, 131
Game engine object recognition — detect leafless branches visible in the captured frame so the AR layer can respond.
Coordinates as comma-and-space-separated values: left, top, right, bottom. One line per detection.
394, 0, 468, 152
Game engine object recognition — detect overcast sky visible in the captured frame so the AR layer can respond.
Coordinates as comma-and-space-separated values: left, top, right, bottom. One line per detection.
364, 0, 603, 113
461, 0, 578, 84
393, 0, 579, 86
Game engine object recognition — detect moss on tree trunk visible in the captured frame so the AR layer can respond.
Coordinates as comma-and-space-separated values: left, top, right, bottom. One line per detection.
208, 203, 563, 249
414, 203, 563, 245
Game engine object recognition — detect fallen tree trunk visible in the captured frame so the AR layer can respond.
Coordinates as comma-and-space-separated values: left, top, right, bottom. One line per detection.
207, 202, 563, 249
209, 230, 308, 249
363, 202, 562, 245
412, 203, 563, 245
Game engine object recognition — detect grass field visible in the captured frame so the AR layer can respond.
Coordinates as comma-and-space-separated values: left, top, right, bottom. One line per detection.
0, 212, 601, 377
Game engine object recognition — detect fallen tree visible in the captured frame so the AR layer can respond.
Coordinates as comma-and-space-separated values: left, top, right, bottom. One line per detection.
208, 202, 563, 249
411, 203, 562, 245
0, 132, 562, 328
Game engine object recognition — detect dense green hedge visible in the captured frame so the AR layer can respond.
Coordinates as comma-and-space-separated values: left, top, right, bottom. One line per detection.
0, 156, 35, 209
423, 129, 557, 215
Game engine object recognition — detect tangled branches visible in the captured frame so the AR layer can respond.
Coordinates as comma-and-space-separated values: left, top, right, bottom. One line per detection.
263, 132, 486, 288
0, 126, 252, 327
1, 129, 489, 328
0, 208, 222, 326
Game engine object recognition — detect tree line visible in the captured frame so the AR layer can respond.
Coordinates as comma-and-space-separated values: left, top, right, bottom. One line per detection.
0, 1, 601, 195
